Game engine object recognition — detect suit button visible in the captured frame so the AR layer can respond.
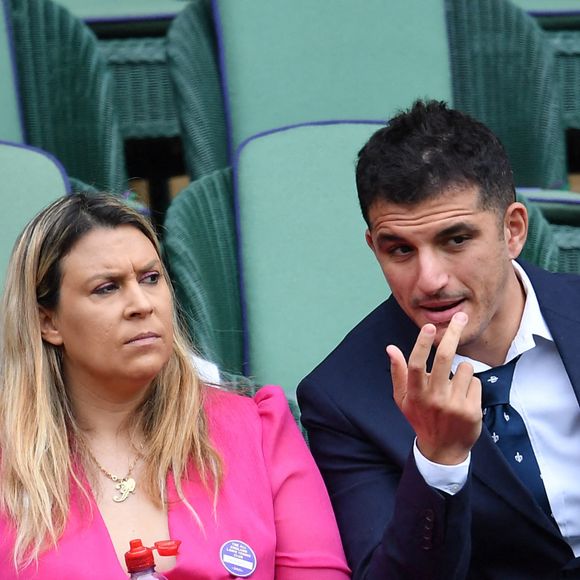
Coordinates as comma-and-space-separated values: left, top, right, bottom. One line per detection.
422, 508, 435, 523
420, 509, 434, 549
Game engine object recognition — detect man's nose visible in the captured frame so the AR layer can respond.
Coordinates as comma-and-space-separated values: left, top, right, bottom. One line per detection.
415, 251, 449, 295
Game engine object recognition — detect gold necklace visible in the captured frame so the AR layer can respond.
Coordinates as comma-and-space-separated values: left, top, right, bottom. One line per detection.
86, 444, 144, 503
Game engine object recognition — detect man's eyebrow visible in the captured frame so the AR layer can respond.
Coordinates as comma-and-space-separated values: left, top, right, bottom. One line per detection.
375, 232, 404, 243
435, 222, 480, 240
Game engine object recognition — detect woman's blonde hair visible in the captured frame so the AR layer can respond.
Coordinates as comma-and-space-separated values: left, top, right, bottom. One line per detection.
0, 193, 222, 568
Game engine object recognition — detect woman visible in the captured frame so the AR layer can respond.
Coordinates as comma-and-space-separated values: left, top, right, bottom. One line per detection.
0, 193, 349, 579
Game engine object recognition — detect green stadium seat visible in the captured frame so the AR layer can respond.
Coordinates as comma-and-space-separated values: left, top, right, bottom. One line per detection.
163, 167, 243, 375
99, 37, 180, 141
212, 0, 452, 154
164, 129, 580, 400
446, 0, 568, 189
7, 0, 126, 193
0, 142, 69, 292
234, 122, 389, 395
167, 0, 228, 181
519, 194, 580, 274
518, 188, 580, 226
0, 0, 23, 143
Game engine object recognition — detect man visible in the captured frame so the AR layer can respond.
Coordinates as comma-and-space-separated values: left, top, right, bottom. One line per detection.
297, 100, 580, 579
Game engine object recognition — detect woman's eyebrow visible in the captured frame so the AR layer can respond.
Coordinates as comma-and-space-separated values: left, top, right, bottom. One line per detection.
85, 259, 161, 284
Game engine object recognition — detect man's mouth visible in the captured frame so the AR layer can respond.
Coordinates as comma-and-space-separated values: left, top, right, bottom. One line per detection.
423, 299, 464, 312
419, 299, 466, 323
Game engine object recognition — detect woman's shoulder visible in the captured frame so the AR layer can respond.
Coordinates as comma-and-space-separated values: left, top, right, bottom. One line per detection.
204, 385, 296, 442
204, 384, 289, 419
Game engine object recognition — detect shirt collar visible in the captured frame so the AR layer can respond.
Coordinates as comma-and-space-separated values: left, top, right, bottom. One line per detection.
452, 261, 553, 373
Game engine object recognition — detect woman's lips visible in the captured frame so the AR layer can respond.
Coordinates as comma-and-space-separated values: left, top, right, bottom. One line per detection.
125, 332, 160, 346
420, 300, 465, 324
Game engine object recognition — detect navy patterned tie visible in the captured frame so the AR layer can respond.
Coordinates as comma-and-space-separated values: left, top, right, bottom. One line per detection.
477, 357, 552, 517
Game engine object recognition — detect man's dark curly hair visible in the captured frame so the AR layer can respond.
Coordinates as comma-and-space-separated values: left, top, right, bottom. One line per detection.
356, 100, 516, 226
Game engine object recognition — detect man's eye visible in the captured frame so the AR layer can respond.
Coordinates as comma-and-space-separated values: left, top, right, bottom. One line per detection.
141, 272, 160, 284
449, 236, 469, 246
389, 245, 413, 256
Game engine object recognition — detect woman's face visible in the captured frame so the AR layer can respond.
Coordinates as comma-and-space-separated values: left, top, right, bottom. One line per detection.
40, 226, 174, 400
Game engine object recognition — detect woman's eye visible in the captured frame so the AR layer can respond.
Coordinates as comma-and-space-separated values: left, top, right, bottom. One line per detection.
141, 272, 160, 284
93, 283, 118, 295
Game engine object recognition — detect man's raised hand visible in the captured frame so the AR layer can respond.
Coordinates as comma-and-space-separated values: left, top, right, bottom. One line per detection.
387, 312, 482, 465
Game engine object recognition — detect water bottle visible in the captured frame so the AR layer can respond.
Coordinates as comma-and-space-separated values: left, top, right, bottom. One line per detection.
125, 538, 181, 579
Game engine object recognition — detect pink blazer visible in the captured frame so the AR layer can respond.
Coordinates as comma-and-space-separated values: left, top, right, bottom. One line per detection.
0, 386, 350, 579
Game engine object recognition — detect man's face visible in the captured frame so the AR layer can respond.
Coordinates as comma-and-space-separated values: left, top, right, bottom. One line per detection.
365, 185, 527, 360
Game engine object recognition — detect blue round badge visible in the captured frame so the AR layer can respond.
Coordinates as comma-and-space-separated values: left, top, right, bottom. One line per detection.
220, 540, 257, 577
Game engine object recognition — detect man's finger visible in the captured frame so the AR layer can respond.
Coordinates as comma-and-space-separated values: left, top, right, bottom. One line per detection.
466, 374, 483, 411
452, 361, 476, 399
406, 323, 437, 382
387, 345, 408, 406
430, 312, 468, 386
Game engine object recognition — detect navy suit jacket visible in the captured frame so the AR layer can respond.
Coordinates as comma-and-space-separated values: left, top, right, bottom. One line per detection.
297, 261, 580, 579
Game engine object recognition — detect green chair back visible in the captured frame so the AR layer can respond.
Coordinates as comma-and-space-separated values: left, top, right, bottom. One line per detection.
518, 188, 580, 226
446, 0, 567, 189
212, 0, 452, 153
553, 226, 580, 273
518, 193, 580, 274
8, 0, 126, 192
167, 0, 228, 180
99, 37, 179, 141
0, 142, 69, 292
0, 0, 23, 143
163, 167, 243, 374
235, 122, 390, 396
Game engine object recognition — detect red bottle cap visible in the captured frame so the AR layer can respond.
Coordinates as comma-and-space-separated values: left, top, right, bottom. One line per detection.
125, 539, 181, 573
155, 540, 181, 557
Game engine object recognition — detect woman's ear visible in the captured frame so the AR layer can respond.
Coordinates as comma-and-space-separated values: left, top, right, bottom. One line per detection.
504, 202, 528, 259
38, 307, 63, 346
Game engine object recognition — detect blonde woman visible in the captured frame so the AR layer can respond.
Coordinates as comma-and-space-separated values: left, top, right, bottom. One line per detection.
0, 193, 349, 579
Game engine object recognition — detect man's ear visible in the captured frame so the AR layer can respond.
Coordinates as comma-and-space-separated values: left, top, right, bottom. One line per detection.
365, 229, 376, 253
38, 307, 63, 346
504, 202, 528, 259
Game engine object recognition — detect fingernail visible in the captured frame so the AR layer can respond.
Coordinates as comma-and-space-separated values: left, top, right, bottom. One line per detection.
423, 324, 436, 336
454, 312, 468, 325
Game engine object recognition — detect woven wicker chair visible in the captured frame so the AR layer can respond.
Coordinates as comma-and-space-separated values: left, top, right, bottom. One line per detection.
520, 197, 561, 272
166, 0, 228, 181
553, 226, 580, 274
519, 195, 580, 274
446, 0, 567, 189
546, 30, 580, 131
162, 167, 243, 374
8, 0, 126, 193
0, 0, 23, 143
99, 37, 179, 141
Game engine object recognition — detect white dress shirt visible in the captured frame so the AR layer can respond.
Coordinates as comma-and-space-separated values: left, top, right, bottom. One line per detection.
414, 261, 580, 554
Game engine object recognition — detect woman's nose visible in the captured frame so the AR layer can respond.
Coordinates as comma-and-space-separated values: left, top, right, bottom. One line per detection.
124, 283, 154, 317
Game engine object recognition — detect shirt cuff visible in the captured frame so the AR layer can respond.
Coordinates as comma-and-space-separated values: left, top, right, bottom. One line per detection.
413, 439, 470, 495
